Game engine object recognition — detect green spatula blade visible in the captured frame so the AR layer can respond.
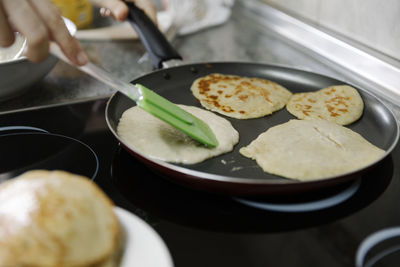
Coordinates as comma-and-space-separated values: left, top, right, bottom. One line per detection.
135, 84, 219, 148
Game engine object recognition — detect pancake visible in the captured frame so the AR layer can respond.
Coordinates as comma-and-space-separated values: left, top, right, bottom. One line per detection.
117, 105, 239, 164
239, 119, 385, 181
191, 73, 292, 119
286, 85, 364, 125
0, 170, 121, 267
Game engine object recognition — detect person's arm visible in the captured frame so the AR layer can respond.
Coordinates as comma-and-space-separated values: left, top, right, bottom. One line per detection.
0, 0, 156, 66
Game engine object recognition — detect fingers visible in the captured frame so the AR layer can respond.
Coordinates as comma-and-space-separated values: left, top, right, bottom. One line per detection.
91, 0, 157, 24
2, 0, 88, 65
0, 3, 14, 47
91, 0, 128, 21
2, 0, 49, 62
30, 0, 88, 65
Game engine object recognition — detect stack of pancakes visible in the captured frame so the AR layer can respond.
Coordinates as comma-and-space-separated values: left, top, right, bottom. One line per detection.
0, 170, 123, 267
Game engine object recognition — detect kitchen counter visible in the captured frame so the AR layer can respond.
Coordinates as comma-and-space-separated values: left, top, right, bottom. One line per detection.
2, 0, 400, 122
0, 0, 377, 114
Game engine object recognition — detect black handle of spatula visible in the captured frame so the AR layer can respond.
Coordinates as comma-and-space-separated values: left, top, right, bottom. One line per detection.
126, 2, 182, 69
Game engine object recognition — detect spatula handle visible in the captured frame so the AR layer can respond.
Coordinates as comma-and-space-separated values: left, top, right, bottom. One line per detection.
126, 2, 182, 69
49, 43, 141, 101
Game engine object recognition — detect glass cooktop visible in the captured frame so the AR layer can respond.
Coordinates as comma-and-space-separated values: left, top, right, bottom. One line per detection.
1, 99, 399, 267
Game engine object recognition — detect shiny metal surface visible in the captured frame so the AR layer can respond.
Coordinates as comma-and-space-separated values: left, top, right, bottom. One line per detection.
1, 0, 399, 119
239, 0, 400, 105
162, 59, 184, 68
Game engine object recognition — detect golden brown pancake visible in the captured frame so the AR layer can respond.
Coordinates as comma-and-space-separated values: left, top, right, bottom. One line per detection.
0, 170, 121, 267
286, 85, 364, 125
191, 73, 292, 119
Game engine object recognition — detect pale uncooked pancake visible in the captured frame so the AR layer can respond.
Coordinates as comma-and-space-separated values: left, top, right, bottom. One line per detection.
0, 170, 120, 267
191, 73, 292, 119
117, 105, 239, 164
286, 85, 364, 125
239, 119, 385, 181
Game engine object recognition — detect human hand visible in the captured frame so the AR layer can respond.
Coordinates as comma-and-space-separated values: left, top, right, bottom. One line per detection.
93, 0, 157, 24
0, 0, 88, 65
0, 0, 156, 66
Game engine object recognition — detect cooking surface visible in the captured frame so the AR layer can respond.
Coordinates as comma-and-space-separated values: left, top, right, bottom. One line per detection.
107, 62, 398, 196
1, 99, 400, 266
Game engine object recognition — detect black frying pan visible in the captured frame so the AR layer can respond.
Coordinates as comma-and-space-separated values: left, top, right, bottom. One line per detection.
105, 4, 399, 196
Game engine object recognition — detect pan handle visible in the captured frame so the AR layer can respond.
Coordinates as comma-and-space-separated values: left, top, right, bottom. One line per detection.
126, 2, 182, 69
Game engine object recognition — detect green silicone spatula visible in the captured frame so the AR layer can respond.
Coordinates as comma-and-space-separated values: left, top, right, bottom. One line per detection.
49, 43, 218, 148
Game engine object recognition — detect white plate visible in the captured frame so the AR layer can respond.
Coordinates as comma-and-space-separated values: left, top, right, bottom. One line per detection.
114, 207, 174, 267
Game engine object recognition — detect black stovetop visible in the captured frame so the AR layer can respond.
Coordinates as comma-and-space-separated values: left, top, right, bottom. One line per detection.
1, 98, 400, 267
